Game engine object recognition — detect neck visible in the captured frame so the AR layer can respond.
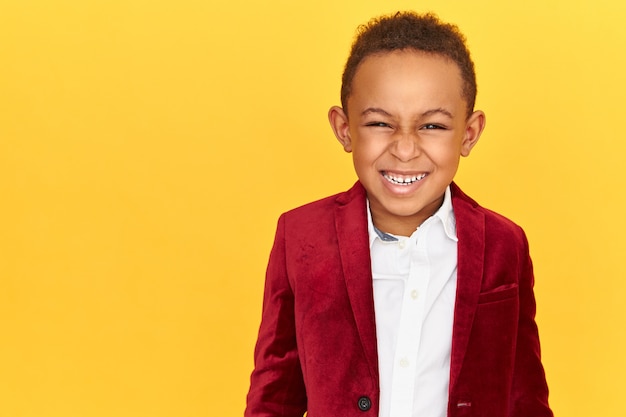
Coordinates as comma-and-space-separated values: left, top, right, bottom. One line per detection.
370, 195, 444, 237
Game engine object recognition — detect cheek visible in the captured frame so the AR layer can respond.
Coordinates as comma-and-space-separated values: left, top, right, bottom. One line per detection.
425, 142, 462, 166
352, 141, 386, 166
351, 151, 375, 176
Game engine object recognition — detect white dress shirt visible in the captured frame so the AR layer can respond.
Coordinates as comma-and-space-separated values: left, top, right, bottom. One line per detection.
367, 186, 458, 417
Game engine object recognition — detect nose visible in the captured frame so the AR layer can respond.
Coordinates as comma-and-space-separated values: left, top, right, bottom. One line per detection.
390, 131, 420, 162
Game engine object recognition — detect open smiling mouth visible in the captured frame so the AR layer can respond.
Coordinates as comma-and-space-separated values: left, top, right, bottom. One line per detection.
382, 172, 428, 185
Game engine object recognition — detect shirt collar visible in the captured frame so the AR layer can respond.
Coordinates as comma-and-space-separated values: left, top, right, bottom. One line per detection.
367, 185, 457, 247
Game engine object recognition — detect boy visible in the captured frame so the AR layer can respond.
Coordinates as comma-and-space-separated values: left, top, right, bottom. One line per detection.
245, 11, 552, 417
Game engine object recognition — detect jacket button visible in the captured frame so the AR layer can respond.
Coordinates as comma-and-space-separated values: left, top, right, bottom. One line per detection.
357, 396, 371, 411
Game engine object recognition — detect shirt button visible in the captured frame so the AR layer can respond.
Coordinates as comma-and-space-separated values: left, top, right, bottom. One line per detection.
399, 357, 410, 368
357, 396, 372, 411
398, 240, 405, 249
411, 289, 419, 300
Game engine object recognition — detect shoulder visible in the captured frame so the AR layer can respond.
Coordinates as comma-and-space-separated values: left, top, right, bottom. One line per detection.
451, 182, 528, 246
272, 182, 368, 244
281, 181, 366, 223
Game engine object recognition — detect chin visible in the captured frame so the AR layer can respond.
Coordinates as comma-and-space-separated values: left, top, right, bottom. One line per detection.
382, 201, 428, 218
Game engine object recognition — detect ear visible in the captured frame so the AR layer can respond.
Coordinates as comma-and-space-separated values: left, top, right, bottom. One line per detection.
460, 110, 486, 157
328, 106, 353, 152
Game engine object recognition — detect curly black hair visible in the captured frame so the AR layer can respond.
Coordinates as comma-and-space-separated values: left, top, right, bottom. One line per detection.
341, 12, 477, 117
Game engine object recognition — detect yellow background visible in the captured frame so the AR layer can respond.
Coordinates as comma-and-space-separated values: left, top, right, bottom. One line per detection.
1, 0, 624, 415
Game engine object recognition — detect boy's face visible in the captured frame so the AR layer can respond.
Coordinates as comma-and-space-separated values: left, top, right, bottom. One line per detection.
329, 49, 485, 235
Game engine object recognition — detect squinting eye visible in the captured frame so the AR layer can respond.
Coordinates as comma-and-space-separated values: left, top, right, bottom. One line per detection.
422, 124, 444, 130
365, 122, 391, 128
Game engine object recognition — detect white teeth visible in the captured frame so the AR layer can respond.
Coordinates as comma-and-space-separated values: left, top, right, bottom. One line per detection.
383, 172, 427, 185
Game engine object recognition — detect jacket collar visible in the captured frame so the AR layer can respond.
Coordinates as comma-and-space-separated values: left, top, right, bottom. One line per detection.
335, 182, 379, 385
449, 182, 485, 391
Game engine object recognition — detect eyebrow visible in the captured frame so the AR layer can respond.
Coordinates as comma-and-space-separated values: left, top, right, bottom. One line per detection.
360, 107, 454, 119
421, 108, 454, 118
361, 107, 392, 117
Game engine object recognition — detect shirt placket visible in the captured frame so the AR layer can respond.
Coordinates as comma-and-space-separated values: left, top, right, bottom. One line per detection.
388, 222, 431, 417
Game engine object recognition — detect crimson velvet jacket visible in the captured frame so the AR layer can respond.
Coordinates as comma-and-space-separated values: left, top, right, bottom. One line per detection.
245, 182, 552, 417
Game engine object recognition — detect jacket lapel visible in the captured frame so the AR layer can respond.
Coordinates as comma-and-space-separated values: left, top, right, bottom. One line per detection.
334, 182, 379, 384
449, 183, 485, 391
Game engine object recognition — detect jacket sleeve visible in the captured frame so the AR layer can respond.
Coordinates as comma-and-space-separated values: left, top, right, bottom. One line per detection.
509, 230, 553, 417
245, 215, 307, 417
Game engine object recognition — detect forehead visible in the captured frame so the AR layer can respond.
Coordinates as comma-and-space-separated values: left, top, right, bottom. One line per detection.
348, 50, 466, 115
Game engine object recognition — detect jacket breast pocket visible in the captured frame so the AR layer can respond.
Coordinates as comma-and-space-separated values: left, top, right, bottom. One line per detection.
477, 283, 518, 304
471, 283, 520, 371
